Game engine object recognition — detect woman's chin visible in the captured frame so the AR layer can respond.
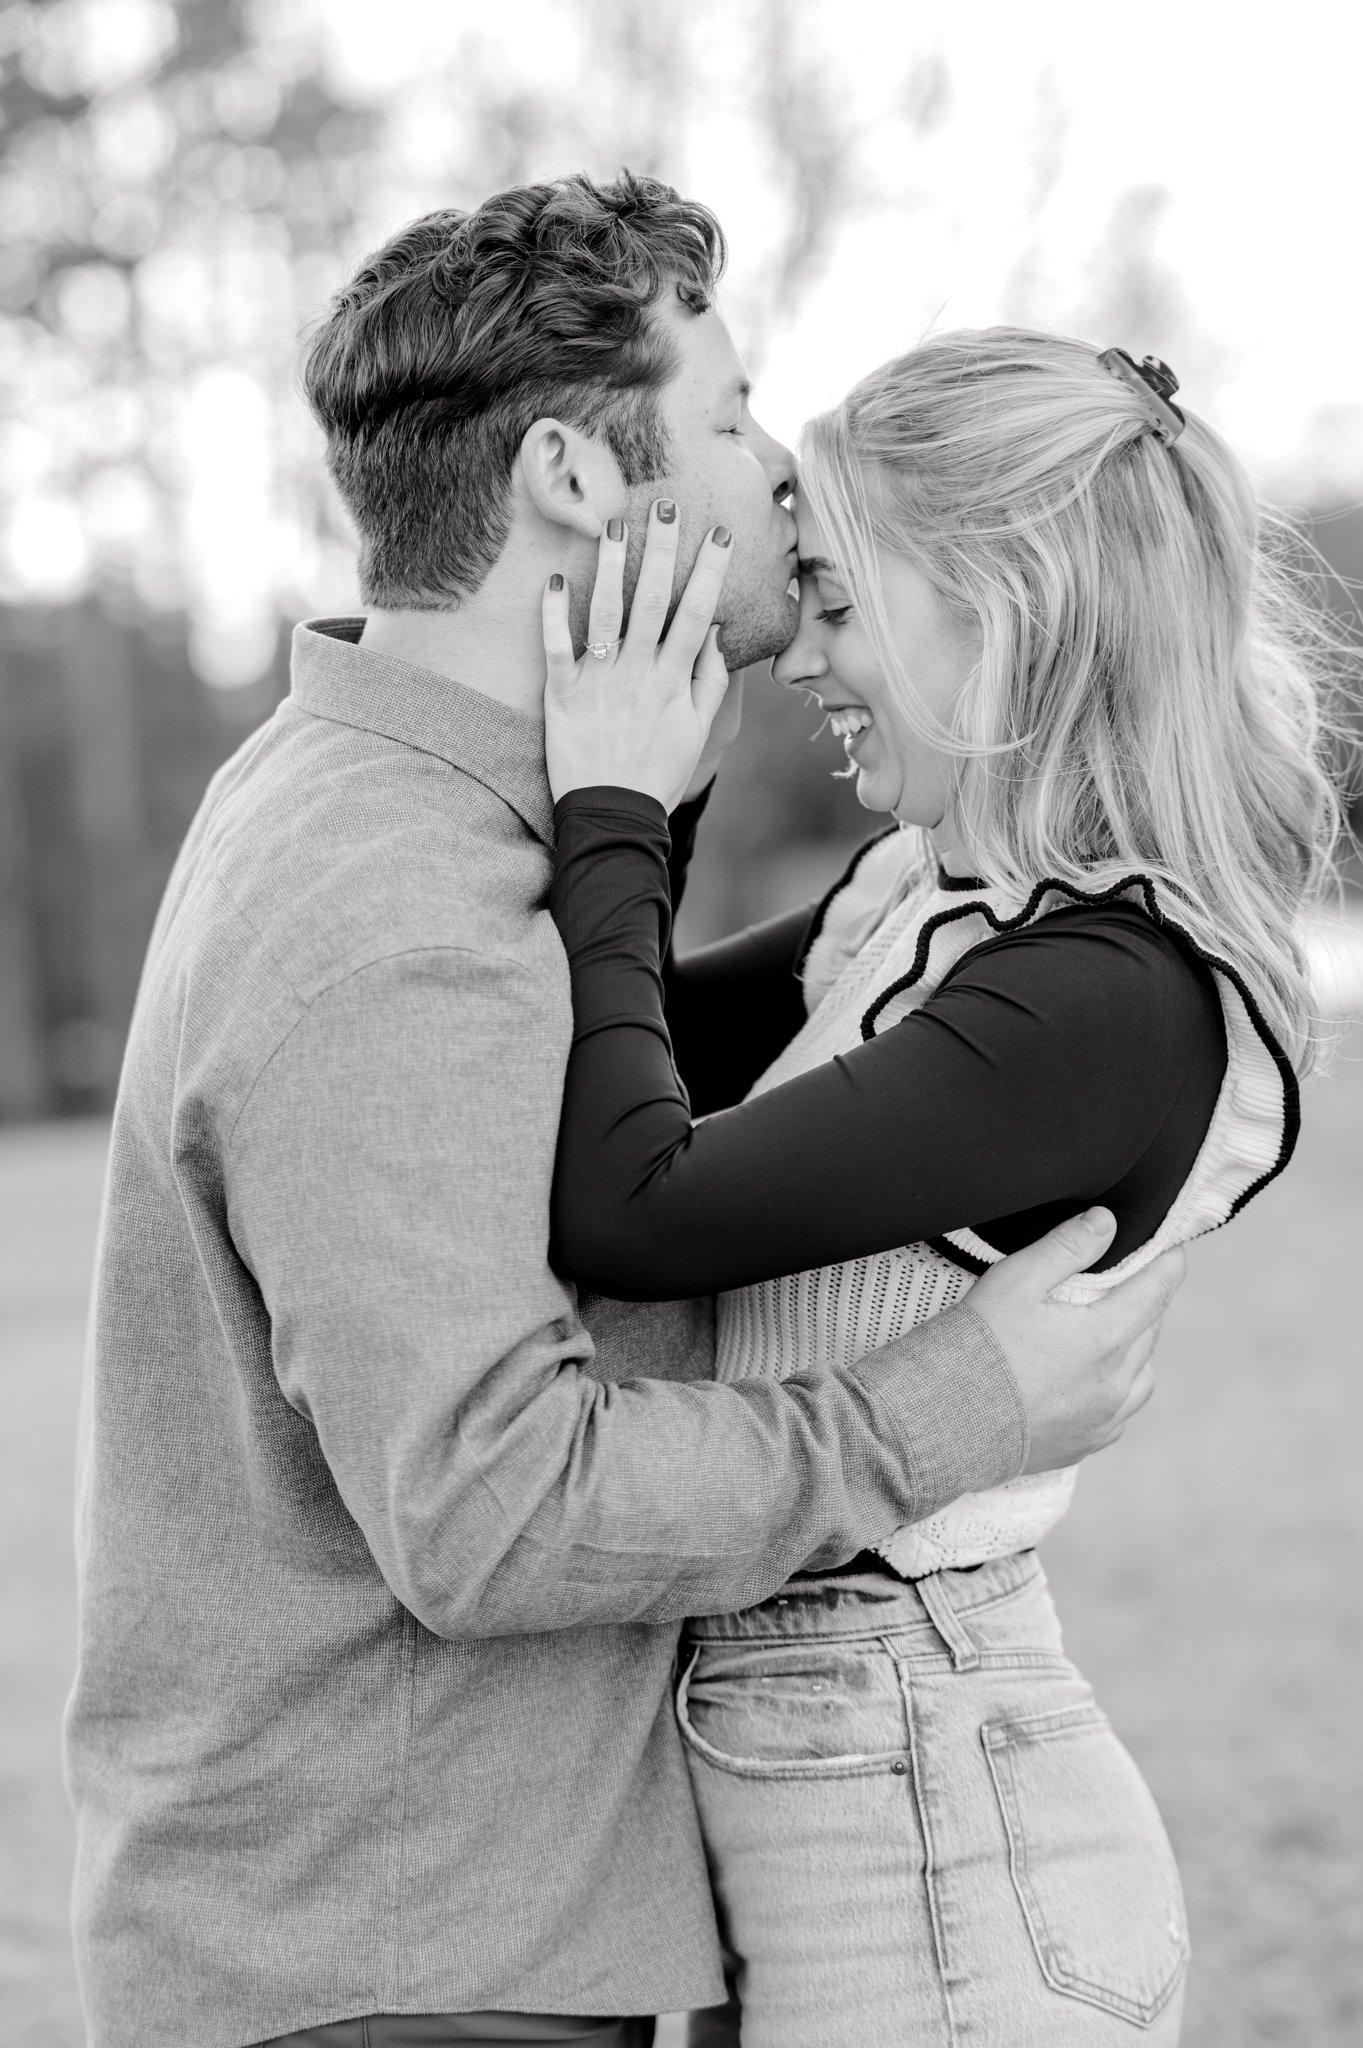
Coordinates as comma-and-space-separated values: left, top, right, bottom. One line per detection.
853, 764, 899, 815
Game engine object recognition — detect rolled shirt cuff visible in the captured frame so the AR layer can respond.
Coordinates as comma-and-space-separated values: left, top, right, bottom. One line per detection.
801, 1302, 1030, 1572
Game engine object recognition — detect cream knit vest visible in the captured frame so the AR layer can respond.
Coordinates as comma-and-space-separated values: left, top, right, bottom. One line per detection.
714, 828, 1297, 1577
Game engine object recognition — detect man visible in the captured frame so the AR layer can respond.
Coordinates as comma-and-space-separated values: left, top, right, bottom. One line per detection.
67, 172, 1178, 2048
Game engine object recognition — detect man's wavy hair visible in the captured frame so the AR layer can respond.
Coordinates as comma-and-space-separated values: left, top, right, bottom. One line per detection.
303, 171, 726, 607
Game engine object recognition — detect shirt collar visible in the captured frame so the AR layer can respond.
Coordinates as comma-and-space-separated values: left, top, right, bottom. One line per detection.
289, 617, 554, 848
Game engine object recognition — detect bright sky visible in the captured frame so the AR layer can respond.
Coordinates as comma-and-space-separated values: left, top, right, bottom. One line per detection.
722, 1, 1363, 493
317, 0, 1363, 489
15, 0, 1363, 677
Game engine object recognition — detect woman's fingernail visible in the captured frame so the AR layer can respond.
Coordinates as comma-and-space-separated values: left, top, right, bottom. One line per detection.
548, 573, 564, 591
1082, 1207, 1114, 1233
713, 526, 732, 548
656, 500, 677, 523
606, 517, 624, 543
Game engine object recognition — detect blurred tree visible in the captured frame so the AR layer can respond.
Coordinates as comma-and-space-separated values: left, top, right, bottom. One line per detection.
4, 1, 1350, 1123
1, 0, 960, 661
1, 0, 379, 1113
0, 0, 380, 673
1068, 182, 1233, 399
1, 0, 952, 1116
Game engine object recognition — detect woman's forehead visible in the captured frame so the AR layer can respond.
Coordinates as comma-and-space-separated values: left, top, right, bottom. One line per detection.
792, 491, 828, 550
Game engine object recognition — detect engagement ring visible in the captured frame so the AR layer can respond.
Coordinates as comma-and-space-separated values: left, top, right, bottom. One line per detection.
586, 638, 621, 661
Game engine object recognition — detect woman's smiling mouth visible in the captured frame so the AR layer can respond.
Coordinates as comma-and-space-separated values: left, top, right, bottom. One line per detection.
825, 705, 874, 744
819, 703, 875, 778
818, 704, 871, 770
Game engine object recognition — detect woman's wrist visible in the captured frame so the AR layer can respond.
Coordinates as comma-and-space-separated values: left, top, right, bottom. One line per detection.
551, 785, 670, 835
549, 790, 675, 1046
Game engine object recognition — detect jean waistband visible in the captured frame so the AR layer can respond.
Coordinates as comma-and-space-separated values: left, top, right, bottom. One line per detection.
683, 1547, 1042, 1644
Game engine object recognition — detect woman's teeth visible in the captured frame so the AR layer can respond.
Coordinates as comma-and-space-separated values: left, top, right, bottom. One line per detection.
827, 708, 873, 742
826, 706, 873, 780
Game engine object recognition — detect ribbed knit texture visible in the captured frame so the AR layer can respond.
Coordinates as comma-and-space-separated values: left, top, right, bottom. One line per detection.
716, 830, 1295, 1576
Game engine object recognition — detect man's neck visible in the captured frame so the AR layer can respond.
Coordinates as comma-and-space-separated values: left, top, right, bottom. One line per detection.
360, 570, 548, 726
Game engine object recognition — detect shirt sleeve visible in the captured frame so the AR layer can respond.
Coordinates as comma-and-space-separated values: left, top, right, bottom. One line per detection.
226, 944, 1029, 1643
549, 787, 1227, 1301
660, 785, 814, 1113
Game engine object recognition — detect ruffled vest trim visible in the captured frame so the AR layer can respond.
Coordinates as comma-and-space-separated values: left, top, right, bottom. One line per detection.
797, 829, 1297, 1304
714, 829, 1298, 1576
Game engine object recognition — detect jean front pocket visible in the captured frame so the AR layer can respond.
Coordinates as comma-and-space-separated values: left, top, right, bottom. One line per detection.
982, 1701, 1189, 2027
676, 1641, 908, 1780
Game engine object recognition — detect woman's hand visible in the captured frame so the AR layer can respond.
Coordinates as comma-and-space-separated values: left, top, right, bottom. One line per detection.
544, 499, 734, 814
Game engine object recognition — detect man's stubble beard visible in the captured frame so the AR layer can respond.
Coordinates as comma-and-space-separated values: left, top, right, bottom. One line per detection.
605, 480, 798, 672
715, 580, 799, 671
607, 549, 797, 673
566, 548, 796, 669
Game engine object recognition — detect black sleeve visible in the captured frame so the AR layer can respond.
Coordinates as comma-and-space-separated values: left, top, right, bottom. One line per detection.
662, 784, 711, 923
660, 786, 813, 1114
549, 787, 1227, 1301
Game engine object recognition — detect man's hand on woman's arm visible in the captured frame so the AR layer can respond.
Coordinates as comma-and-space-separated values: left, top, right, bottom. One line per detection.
953, 1206, 1179, 1475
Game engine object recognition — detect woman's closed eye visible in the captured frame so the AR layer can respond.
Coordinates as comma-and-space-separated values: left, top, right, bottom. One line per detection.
816, 603, 853, 626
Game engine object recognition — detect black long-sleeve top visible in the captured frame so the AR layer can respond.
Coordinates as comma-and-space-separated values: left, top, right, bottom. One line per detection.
548, 786, 1228, 1302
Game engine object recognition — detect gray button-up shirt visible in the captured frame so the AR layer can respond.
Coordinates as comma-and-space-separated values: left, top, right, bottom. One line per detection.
66, 619, 1026, 2048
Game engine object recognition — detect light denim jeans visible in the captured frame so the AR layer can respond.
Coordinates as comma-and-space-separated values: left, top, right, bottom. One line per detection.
676, 1552, 1187, 2047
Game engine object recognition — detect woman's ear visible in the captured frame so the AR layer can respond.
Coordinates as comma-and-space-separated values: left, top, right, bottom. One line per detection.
519, 418, 622, 539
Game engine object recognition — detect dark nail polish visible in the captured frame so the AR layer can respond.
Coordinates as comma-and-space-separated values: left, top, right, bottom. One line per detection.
713, 525, 732, 548
606, 517, 624, 543
657, 500, 677, 523
548, 573, 563, 591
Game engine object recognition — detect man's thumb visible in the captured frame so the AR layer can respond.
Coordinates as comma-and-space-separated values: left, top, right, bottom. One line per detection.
1020, 1207, 1117, 1289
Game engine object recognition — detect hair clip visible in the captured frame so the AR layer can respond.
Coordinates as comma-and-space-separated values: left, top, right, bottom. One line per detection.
1097, 348, 1186, 445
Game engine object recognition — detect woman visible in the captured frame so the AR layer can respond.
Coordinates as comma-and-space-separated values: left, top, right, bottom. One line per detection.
539, 331, 1339, 2044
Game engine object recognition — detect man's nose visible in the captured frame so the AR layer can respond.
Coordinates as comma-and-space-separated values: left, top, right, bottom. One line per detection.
772, 445, 797, 506
755, 426, 797, 506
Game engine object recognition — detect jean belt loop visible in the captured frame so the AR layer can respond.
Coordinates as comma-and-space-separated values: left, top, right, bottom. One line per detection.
915, 1570, 982, 1672
675, 1642, 702, 1718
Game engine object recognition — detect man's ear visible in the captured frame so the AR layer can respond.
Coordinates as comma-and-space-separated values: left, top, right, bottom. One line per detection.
519, 418, 623, 539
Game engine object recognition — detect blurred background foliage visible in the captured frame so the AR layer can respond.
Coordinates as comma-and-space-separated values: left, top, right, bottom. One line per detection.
3, 15, 1363, 2042
1, 0, 1360, 1122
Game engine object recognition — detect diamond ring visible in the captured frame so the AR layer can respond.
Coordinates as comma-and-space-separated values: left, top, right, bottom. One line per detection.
585, 638, 621, 661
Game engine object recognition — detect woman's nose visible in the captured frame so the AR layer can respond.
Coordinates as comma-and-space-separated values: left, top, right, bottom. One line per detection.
772, 628, 826, 691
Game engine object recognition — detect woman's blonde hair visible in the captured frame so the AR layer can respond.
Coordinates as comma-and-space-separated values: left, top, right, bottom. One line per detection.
800, 326, 1347, 1073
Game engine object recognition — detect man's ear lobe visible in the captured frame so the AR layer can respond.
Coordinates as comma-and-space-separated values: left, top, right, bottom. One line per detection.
519, 418, 619, 539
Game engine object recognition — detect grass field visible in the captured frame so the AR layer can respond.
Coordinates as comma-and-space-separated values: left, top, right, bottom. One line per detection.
3, 1040, 1361, 2047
